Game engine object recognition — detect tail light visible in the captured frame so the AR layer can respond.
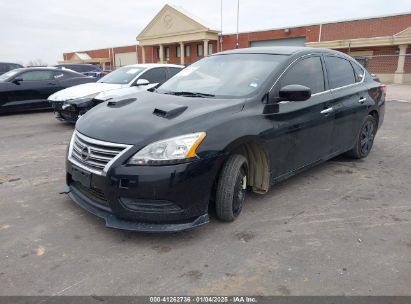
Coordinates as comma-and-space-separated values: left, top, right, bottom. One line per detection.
380, 84, 387, 97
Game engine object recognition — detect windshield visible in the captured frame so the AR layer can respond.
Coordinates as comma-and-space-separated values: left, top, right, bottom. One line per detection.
0, 69, 20, 82
158, 54, 287, 98
97, 66, 144, 84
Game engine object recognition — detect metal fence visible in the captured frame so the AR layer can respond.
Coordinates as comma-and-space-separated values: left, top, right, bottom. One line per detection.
350, 54, 411, 83
352, 54, 411, 73
102, 54, 411, 83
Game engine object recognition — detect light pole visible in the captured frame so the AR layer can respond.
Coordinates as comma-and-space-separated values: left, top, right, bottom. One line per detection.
236, 0, 240, 48
219, 0, 223, 52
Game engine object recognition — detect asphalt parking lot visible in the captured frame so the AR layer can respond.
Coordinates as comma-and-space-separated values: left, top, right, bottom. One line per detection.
0, 85, 410, 296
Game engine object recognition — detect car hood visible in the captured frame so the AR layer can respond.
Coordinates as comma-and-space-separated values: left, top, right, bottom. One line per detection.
93, 84, 158, 101
76, 91, 245, 146
48, 82, 127, 101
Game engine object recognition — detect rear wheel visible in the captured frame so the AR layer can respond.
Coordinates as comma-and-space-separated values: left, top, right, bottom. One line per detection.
346, 115, 377, 159
215, 154, 248, 222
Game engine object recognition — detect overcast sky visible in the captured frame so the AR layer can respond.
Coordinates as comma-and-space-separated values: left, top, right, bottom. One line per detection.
0, 0, 410, 65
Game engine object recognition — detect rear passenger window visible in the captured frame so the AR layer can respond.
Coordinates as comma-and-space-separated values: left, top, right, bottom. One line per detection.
168, 67, 182, 79
351, 62, 365, 83
81, 65, 97, 72
140, 68, 167, 84
280, 56, 325, 94
54, 71, 73, 80
325, 56, 356, 88
20, 71, 54, 81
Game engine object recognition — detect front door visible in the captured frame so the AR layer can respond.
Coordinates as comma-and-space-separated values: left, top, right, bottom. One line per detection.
266, 55, 334, 180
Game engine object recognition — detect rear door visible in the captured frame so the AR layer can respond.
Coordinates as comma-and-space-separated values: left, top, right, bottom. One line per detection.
268, 55, 335, 178
323, 56, 369, 154
52, 70, 79, 88
7, 70, 57, 110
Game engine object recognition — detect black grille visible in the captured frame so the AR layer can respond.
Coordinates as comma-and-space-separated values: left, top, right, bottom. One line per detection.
60, 109, 79, 121
71, 181, 110, 211
51, 102, 63, 110
119, 197, 182, 213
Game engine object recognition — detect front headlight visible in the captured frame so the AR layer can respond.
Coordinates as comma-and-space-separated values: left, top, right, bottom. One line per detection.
128, 132, 206, 165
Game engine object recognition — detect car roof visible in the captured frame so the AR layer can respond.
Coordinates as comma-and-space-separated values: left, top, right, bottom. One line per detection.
216, 46, 341, 56
0, 62, 23, 65
122, 63, 184, 69
16, 67, 59, 71
10, 67, 84, 74
55, 64, 97, 66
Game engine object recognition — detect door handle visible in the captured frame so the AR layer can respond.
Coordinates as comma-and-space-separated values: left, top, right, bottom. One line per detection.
359, 97, 367, 104
47, 83, 56, 86
320, 107, 334, 115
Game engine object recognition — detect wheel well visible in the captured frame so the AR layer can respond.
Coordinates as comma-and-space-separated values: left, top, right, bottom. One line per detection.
369, 110, 379, 128
232, 142, 270, 194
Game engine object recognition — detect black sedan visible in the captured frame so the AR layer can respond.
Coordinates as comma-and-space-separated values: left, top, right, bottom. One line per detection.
63, 47, 385, 232
0, 68, 96, 114
0, 62, 24, 75
54, 64, 106, 78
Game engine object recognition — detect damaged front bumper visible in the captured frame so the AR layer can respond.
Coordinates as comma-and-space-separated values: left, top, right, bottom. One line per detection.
61, 185, 209, 233
50, 98, 100, 123
62, 152, 224, 233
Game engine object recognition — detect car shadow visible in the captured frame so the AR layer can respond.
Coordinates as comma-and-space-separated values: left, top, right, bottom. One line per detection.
85, 155, 361, 244
0, 108, 53, 117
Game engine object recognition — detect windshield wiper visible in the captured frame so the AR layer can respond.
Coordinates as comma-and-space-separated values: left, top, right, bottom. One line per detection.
164, 91, 215, 98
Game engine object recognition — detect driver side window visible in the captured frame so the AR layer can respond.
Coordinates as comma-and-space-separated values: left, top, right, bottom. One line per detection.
19, 71, 54, 81
280, 56, 325, 95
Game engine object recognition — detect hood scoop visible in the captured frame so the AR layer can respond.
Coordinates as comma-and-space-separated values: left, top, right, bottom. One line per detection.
153, 103, 188, 119
107, 98, 136, 108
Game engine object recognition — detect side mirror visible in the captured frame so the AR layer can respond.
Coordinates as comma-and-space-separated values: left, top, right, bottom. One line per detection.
135, 79, 150, 86
279, 84, 311, 102
12, 78, 23, 85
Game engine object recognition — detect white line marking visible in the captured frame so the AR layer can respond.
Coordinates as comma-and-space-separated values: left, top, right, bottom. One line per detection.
52, 278, 87, 296
389, 99, 411, 103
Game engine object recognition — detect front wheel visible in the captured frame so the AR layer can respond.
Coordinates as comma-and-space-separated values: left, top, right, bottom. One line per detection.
215, 154, 248, 222
346, 115, 377, 159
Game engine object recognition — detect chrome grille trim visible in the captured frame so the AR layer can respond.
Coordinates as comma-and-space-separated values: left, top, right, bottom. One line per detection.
68, 131, 133, 176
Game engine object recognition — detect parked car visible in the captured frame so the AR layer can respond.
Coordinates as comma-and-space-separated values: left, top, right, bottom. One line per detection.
0, 62, 24, 75
48, 64, 183, 123
54, 64, 106, 78
62, 47, 385, 232
353, 56, 369, 69
0, 68, 96, 114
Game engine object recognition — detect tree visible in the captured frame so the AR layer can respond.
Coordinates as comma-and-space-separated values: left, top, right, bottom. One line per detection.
26, 59, 48, 67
